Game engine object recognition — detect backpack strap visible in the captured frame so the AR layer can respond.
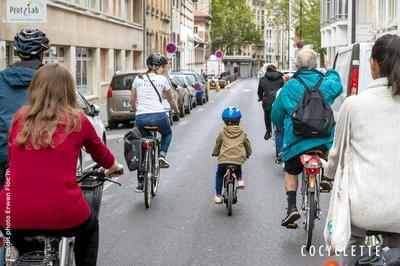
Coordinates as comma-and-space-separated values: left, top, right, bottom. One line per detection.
295, 76, 324, 92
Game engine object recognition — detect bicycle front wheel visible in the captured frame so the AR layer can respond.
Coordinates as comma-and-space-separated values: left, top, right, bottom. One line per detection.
227, 183, 234, 216
305, 191, 316, 250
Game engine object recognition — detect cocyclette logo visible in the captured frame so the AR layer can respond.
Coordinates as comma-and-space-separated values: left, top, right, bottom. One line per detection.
6, 0, 47, 23
301, 244, 382, 258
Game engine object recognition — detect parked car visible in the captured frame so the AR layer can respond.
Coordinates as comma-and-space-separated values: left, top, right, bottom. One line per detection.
76, 90, 107, 173
169, 74, 192, 116
332, 42, 373, 115
207, 75, 219, 89
182, 76, 197, 109
166, 75, 188, 120
173, 71, 208, 104
219, 77, 227, 88
107, 71, 140, 129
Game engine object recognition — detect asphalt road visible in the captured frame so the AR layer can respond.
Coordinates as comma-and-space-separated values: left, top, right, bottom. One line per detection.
98, 79, 336, 266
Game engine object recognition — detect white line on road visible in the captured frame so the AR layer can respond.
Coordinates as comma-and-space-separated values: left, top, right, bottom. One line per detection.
243, 89, 251, 92
209, 100, 215, 103
106, 134, 125, 141
179, 121, 189, 126
197, 108, 204, 112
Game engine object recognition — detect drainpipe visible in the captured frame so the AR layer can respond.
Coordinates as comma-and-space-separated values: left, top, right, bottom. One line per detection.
143, 0, 146, 67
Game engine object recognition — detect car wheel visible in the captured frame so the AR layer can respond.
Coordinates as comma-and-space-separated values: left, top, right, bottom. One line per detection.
103, 134, 107, 146
108, 120, 117, 130
185, 104, 191, 114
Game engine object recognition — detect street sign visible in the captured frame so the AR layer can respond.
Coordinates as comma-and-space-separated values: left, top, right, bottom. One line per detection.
356, 24, 374, 43
6, 0, 47, 23
296, 41, 304, 49
166, 42, 177, 54
215, 50, 224, 60
167, 53, 176, 59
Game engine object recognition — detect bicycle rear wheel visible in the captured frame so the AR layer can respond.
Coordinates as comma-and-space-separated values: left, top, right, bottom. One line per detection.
227, 183, 234, 216
151, 154, 160, 196
305, 191, 316, 250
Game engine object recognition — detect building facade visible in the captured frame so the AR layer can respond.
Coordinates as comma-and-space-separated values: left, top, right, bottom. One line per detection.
145, 0, 172, 57
0, 0, 145, 102
193, 8, 211, 74
321, 0, 400, 64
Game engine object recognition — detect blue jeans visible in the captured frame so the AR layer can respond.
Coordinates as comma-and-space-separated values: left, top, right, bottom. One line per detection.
135, 112, 172, 155
215, 164, 242, 195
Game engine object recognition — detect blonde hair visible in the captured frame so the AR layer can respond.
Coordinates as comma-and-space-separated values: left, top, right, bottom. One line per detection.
14, 63, 81, 149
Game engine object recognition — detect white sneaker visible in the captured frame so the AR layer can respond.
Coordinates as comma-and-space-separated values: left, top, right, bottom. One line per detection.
237, 180, 245, 189
214, 195, 222, 204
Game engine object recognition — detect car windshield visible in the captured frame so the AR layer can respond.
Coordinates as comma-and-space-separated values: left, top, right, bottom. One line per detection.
172, 76, 186, 87
183, 74, 197, 84
111, 74, 138, 90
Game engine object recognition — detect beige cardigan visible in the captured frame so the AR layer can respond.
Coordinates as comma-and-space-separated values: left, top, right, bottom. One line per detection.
326, 78, 400, 233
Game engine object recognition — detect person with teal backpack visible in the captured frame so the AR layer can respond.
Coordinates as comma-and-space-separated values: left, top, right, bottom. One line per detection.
271, 49, 343, 227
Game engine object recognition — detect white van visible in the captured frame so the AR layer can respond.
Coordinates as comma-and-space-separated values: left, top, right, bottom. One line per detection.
332, 42, 374, 114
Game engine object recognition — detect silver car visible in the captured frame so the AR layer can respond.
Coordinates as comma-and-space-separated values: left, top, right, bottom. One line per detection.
107, 72, 139, 129
76, 90, 107, 173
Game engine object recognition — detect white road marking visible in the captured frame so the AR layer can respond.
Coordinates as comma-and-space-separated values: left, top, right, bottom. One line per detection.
243, 89, 251, 92
104, 177, 121, 191
209, 100, 215, 103
106, 134, 125, 141
179, 121, 189, 126
197, 108, 204, 112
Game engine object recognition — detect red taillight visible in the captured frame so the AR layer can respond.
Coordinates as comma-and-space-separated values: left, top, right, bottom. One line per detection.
107, 86, 113, 98
141, 142, 154, 149
194, 83, 201, 90
349, 68, 359, 96
305, 167, 320, 175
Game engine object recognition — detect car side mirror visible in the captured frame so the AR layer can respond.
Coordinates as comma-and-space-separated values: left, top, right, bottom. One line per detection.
90, 104, 100, 117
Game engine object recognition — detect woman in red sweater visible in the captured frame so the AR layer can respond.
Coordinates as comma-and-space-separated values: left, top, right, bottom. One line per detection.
0, 63, 123, 265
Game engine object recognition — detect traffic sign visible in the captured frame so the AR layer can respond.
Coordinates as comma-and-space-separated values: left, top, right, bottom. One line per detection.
167, 53, 176, 59
296, 41, 304, 49
215, 50, 224, 60
166, 42, 177, 54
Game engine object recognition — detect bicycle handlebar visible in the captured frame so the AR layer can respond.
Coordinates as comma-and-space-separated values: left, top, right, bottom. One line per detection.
77, 167, 123, 189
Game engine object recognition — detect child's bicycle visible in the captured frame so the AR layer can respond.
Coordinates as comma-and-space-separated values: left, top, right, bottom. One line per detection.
222, 165, 239, 216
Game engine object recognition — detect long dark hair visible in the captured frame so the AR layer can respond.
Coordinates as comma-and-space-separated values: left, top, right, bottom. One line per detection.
371, 34, 400, 95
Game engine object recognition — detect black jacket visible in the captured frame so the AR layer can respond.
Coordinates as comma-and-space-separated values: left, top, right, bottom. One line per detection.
258, 71, 284, 111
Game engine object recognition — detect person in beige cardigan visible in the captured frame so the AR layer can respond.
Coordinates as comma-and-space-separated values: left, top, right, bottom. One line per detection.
326, 34, 400, 265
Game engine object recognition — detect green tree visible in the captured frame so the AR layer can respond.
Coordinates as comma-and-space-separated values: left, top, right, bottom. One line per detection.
267, 0, 324, 56
211, 0, 262, 55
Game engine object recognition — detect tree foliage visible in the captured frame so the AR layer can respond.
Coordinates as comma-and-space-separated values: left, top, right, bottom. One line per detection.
211, 0, 263, 55
266, 0, 323, 55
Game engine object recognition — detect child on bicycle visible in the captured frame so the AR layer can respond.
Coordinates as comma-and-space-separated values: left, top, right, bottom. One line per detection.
212, 107, 252, 204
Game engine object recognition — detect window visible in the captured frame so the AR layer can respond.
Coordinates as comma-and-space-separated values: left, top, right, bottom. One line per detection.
194, 26, 198, 34
84, 0, 93, 8
389, 0, 397, 25
99, 0, 104, 12
43, 46, 65, 64
76, 47, 93, 96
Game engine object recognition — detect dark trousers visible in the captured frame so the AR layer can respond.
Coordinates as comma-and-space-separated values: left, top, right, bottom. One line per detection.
5, 210, 99, 266
0, 162, 8, 190
264, 110, 272, 134
215, 164, 242, 195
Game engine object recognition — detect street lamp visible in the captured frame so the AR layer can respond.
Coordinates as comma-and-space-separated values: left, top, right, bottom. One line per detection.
273, 8, 284, 69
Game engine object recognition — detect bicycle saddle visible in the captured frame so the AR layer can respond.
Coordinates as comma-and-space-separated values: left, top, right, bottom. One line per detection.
143, 126, 159, 131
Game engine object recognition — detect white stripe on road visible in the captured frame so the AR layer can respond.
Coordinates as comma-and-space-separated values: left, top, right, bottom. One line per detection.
243, 89, 251, 92
209, 100, 215, 103
179, 121, 189, 126
106, 134, 125, 141
197, 108, 204, 112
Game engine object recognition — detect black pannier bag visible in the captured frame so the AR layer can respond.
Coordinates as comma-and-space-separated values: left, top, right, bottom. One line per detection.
291, 77, 335, 137
123, 128, 142, 171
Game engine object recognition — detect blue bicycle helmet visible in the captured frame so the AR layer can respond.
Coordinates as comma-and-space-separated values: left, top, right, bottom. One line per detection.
222, 106, 242, 121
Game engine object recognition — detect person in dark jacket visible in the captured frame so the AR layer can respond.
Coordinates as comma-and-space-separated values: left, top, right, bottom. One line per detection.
0, 28, 50, 188
258, 65, 284, 140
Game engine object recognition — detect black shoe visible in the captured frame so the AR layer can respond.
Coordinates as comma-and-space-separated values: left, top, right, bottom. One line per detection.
320, 176, 333, 192
281, 207, 301, 227
264, 132, 271, 140
135, 182, 144, 193
159, 155, 170, 169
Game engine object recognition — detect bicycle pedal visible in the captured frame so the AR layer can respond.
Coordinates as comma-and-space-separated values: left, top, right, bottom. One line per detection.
286, 223, 299, 229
